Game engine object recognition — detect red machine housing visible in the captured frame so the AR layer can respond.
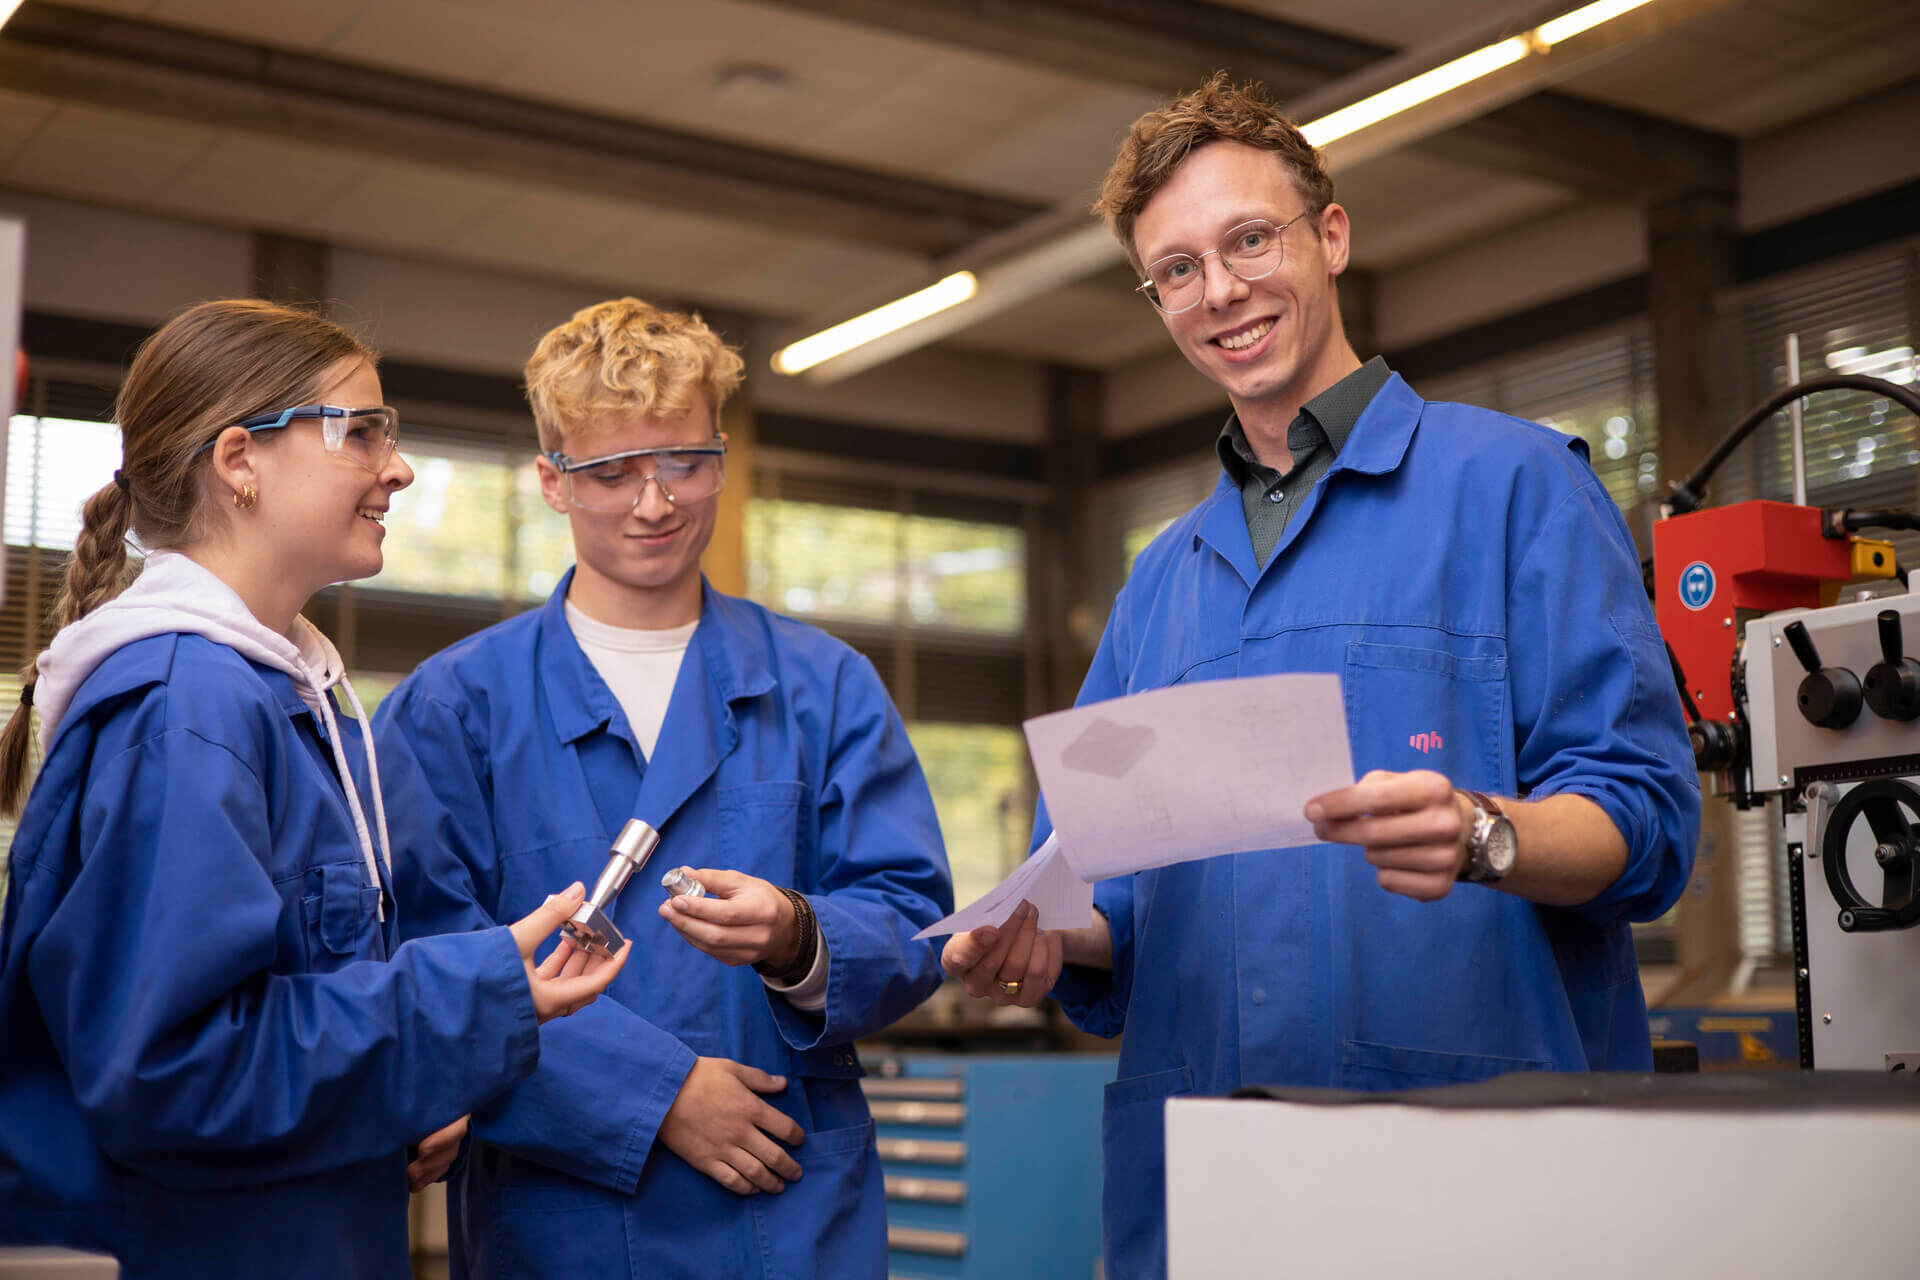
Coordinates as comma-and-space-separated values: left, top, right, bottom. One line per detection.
1652, 500, 1855, 721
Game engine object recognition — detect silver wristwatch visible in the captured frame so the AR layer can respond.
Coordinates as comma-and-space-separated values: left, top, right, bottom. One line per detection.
1458, 789, 1517, 883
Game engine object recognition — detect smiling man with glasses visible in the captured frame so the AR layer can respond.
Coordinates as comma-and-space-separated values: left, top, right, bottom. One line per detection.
372, 297, 953, 1280
939, 74, 1699, 1279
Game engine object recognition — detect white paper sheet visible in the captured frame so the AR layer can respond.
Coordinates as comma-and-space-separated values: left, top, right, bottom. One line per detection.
1026, 672, 1354, 880
912, 833, 1092, 939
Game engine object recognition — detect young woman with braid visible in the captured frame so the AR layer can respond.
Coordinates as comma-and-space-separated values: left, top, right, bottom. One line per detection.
0, 299, 626, 1280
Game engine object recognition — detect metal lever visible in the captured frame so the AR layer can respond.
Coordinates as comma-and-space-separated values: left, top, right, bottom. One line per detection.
561, 819, 662, 957
1864, 609, 1920, 721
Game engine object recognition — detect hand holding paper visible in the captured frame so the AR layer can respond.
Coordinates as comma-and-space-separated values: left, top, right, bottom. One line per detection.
913, 834, 1090, 939
924, 673, 1356, 958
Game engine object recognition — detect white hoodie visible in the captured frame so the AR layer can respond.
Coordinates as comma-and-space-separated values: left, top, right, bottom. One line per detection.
31, 549, 393, 915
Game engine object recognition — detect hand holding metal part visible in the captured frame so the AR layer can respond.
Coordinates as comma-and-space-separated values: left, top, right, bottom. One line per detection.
562, 818, 663, 957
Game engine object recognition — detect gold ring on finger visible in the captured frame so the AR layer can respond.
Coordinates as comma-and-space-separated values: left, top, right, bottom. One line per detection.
999, 980, 1020, 996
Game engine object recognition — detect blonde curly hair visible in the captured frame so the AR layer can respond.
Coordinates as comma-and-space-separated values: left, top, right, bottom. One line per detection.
524, 297, 745, 450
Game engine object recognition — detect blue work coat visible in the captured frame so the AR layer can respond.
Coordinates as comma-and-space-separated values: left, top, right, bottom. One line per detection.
372, 576, 953, 1280
0, 635, 540, 1280
1049, 374, 1700, 1278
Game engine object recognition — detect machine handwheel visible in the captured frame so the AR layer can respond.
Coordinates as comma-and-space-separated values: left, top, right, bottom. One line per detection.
1820, 779, 1920, 932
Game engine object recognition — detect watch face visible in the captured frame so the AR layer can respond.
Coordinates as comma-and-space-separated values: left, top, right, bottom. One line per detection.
1485, 815, 1519, 877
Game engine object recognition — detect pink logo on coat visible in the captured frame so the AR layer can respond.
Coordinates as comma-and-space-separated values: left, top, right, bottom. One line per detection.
1409, 732, 1443, 754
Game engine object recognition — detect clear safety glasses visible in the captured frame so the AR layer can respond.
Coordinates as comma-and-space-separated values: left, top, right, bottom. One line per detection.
1136, 211, 1316, 315
200, 404, 403, 475
543, 440, 729, 512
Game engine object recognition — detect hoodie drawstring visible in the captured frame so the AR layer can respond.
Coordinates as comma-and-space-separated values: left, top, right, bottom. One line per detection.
337, 674, 392, 882
312, 676, 389, 921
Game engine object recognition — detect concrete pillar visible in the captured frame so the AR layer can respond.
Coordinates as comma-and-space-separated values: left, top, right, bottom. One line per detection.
249, 232, 329, 311
1037, 365, 1103, 713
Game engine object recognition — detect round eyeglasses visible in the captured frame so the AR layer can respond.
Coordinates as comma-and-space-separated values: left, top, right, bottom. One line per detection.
1136, 211, 1316, 315
199, 404, 402, 475
543, 440, 729, 513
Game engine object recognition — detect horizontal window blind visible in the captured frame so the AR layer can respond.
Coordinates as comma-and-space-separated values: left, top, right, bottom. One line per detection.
1416, 320, 1661, 514
1713, 240, 1920, 567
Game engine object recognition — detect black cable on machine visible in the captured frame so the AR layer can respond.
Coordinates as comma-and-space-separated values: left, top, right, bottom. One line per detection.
1666, 639, 1702, 724
1666, 375, 1920, 514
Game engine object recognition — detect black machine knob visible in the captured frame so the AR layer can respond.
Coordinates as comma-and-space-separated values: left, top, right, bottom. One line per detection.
1862, 610, 1920, 721
1783, 619, 1862, 729
1687, 718, 1742, 771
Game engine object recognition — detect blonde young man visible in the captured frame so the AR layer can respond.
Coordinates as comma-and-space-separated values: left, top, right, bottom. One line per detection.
375, 298, 953, 1279
942, 78, 1698, 1278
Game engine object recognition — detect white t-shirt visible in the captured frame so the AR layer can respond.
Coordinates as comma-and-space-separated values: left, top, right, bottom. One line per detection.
565, 599, 827, 1008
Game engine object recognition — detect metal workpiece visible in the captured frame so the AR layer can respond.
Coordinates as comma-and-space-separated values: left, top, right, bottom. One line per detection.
561, 818, 662, 957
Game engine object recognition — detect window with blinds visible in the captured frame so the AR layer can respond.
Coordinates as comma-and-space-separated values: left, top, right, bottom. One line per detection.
1415, 320, 1662, 516
1712, 239, 1920, 566
747, 449, 1040, 906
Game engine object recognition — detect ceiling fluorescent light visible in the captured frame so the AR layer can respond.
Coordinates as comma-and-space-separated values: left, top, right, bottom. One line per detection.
772, 0, 1695, 380
1538, 0, 1659, 47
771, 272, 977, 375
1301, 36, 1529, 147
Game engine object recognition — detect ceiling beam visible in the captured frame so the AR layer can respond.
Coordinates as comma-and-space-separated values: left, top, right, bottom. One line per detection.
2, 1, 1046, 257
767, 0, 1735, 198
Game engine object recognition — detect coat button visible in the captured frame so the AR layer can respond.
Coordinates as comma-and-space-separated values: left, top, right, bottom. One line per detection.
1250, 987, 1267, 1006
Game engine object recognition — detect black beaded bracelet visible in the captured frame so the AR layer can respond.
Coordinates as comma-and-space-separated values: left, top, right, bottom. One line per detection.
754, 887, 818, 986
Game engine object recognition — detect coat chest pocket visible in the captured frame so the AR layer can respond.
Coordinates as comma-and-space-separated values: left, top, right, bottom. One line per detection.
1343, 641, 1507, 789
299, 861, 383, 964
717, 780, 808, 883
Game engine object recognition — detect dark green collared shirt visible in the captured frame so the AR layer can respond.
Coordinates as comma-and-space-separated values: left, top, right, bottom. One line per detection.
1217, 355, 1392, 567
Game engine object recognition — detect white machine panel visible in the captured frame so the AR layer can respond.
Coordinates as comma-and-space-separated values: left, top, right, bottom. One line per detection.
1746, 589, 1920, 790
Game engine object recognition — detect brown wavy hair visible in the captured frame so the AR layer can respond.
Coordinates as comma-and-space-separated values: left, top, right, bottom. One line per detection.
1093, 72, 1336, 274
0, 299, 374, 815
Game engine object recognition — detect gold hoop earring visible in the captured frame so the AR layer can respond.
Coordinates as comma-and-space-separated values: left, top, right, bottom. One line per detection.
233, 485, 258, 511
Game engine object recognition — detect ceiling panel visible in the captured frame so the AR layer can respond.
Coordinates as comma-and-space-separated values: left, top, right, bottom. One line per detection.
945, 283, 1171, 368
1687, 38, 1920, 136
297, 161, 518, 249
938, 85, 1170, 207
152, 132, 372, 228
1335, 154, 1572, 269
0, 91, 59, 172
1557, 3, 1920, 134
708, 240, 926, 319
3, 104, 216, 205
1222, 0, 1541, 50
147, 0, 370, 47
322, 0, 530, 84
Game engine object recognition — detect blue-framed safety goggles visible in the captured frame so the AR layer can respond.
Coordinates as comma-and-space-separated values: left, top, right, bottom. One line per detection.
197, 403, 401, 474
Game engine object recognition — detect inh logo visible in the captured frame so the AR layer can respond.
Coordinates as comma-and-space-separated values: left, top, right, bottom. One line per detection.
1410, 732, 1443, 754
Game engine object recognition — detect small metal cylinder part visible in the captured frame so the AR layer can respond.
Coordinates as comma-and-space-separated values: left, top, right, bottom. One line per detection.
661, 866, 707, 899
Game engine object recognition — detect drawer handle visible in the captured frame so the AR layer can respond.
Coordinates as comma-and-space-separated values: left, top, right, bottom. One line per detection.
869, 1100, 966, 1126
876, 1138, 967, 1165
861, 1078, 966, 1100
889, 1226, 967, 1257
885, 1175, 967, 1205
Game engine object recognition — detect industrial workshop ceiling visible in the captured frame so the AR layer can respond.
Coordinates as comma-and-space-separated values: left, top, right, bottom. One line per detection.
0, 0, 1915, 371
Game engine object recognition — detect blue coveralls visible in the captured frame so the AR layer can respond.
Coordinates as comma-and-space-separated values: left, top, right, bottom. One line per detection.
1048, 375, 1701, 1278
372, 577, 953, 1280
0, 635, 540, 1279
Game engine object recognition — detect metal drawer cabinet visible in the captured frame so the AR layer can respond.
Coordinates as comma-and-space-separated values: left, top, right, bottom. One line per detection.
865, 1054, 1115, 1280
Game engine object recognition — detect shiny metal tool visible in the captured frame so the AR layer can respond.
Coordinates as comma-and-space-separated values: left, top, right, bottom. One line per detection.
560, 819, 661, 957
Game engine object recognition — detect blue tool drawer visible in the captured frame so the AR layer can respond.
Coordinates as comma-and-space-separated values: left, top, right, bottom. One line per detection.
866, 1053, 1115, 1280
